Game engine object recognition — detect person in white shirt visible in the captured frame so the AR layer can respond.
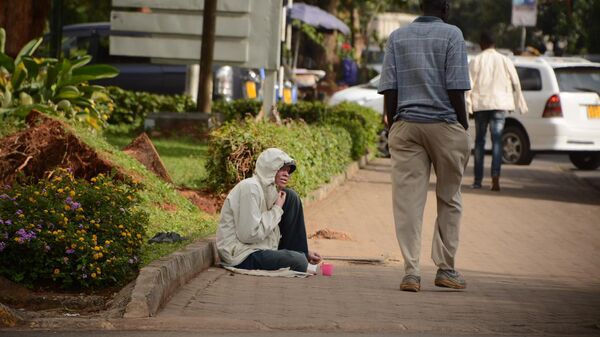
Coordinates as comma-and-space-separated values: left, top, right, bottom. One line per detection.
216, 148, 322, 273
467, 32, 528, 191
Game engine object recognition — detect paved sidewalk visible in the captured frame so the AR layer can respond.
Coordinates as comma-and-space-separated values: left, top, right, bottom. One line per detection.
151, 157, 600, 335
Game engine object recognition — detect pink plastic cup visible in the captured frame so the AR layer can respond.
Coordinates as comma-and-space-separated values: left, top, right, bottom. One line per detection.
321, 263, 333, 276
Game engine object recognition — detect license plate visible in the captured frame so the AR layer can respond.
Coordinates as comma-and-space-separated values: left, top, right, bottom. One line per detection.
588, 105, 600, 119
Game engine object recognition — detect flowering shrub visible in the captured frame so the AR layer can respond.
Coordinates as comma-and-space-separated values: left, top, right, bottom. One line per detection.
0, 169, 148, 289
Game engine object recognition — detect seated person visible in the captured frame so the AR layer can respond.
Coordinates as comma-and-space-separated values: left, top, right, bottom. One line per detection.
216, 148, 322, 273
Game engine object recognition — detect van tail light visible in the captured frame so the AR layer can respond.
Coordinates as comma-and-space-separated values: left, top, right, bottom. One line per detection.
542, 94, 563, 118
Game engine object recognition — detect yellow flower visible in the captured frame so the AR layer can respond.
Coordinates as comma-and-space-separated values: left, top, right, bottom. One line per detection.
118, 224, 124, 229
64, 205, 70, 211
57, 188, 64, 193
79, 237, 84, 242
91, 273, 96, 278
69, 190, 76, 197
94, 246, 101, 251
97, 252, 103, 259
71, 243, 77, 249
53, 268, 60, 275
136, 234, 141, 239
91, 177, 97, 183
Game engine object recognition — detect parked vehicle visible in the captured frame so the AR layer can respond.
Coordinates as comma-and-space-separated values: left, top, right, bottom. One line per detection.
328, 56, 600, 170
503, 56, 600, 169
42, 22, 259, 100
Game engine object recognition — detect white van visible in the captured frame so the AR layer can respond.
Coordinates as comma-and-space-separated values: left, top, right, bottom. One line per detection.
505, 56, 600, 169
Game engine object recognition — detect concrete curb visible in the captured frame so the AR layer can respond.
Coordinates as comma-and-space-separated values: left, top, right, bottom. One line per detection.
123, 237, 217, 318
123, 154, 371, 318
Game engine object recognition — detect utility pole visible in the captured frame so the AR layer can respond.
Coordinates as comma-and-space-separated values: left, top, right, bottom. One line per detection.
49, 0, 63, 59
197, 0, 217, 113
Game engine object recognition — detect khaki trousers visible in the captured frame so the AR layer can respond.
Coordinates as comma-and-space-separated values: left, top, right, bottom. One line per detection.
388, 120, 470, 276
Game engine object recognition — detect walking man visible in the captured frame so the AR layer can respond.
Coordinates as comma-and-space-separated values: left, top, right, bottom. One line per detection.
378, 0, 471, 292
467, 32, 528, 191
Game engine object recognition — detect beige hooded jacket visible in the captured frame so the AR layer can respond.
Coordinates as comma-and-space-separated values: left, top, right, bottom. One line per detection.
216, 148, 296, 266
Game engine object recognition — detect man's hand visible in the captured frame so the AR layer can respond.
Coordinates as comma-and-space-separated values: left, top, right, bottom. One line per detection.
275, 190, 286, 208
308, 250, 322, 264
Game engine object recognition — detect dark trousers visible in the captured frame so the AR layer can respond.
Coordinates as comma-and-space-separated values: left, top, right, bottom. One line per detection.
234, 188, 309, 272
474, 110, 506, 183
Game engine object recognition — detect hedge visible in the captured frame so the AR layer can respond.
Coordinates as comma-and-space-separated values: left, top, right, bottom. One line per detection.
205, 119, 352, 196
106, 87, 196, 127
214, 100, 381, 160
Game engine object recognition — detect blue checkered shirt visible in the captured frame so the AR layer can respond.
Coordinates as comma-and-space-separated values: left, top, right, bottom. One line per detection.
377, 16, 471, 123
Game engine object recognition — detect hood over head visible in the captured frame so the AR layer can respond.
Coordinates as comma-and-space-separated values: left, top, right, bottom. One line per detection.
254, 148, 296, 185
254, 148, 296, 208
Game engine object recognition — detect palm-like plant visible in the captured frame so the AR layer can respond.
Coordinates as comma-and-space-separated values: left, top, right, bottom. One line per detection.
0, 28, 119, 129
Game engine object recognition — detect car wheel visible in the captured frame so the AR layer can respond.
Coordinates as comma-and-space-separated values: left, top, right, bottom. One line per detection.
502, 125, 533, 165
569, 152, 600, 170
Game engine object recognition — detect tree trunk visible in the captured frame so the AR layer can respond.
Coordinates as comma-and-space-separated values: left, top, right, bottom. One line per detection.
0, 0, 50, 57
197, 0, 217, 113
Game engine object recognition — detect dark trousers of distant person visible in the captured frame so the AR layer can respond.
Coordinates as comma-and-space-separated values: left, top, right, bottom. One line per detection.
473, 110, 506, 187
234, 188, 309, 272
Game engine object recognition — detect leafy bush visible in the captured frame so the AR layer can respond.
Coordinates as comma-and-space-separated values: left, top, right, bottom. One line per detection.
217, 99, 381, 160
0, 168, 148, 289
205, 119, 352, 196
106, 86, 196, 127
325, 102, 381, 159
0, 29, 119, 129
278, 101, 330, 123
213, 98, 261, 122
279, 101, 381, 159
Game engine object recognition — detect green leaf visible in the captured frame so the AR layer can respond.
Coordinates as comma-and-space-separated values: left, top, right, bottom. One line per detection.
21, 56, 40, 79
0, 53, 14, 73
15, 38, 43, 65
56, 58, 73, 89
68, 64, 119, 85
56, 85, 81, 99
70, 55, 92, 70
11, 63, 27, 90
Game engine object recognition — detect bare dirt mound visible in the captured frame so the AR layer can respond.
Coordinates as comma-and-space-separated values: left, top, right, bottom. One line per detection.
308, 228, 352, 241
0, 111, 125, 185
178, 188, 224, 214
123, 132, 173, 183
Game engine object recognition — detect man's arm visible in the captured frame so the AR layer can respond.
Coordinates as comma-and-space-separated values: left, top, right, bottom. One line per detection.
382, 89, 398, 128
448, 90, 468, 130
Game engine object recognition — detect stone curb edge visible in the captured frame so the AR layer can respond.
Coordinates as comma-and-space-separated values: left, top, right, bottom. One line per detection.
124, 154, 371, 318
123, 238, 218, 318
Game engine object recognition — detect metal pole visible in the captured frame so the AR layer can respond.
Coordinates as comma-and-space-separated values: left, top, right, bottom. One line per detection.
49, 0, 63, 59
262, 70, 277, 119
197, 0, 217, 113
520, 26, 526, 52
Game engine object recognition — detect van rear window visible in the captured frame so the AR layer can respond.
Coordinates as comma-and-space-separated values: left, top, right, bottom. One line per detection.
516, 67, 542, 91
554, 67, 600, 94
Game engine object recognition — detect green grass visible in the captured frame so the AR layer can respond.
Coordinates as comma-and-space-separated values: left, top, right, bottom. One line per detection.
103, 130, 209, 190
71, 125, 217, 267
